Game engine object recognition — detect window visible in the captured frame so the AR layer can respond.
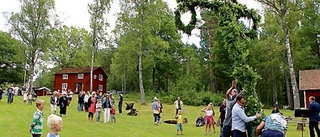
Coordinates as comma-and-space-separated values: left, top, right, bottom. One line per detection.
99, 85, 103, 91
62, 83, 68, 90
94, 75, 97, 79
62, 74, 68, 79
99, 74, 103, 81
78, 74, 84, 79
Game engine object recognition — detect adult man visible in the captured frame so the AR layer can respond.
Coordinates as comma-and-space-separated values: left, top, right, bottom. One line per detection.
174, 97, 183, 115
232, 95, 260, 137
255, 112, 287, 137
308, 96, 320, 137
102, 94, 112, 123
7, 84, 14, 104
222, 80, 238, 137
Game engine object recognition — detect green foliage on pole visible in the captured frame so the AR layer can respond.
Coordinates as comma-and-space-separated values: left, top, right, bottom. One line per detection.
175, 0, 264, 133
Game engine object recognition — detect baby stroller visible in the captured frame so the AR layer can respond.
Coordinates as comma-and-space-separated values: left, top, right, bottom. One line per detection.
125, 103, 138, 116
196, 116, 205, 127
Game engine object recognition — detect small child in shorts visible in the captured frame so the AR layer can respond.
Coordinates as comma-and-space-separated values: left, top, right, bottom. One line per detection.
175, 110, 183, 135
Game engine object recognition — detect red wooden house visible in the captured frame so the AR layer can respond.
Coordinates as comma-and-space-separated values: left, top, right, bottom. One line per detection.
53, 67, 108, 93
299, 69, 320, 108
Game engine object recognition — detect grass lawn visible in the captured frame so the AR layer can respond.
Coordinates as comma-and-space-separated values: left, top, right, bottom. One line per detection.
0, 95, 309, 137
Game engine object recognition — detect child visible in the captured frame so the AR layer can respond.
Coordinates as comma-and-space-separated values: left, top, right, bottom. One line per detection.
23, 91, 28, 104
28, 92, 33, 105
110, 105, 116, 123
175, 110, 183, 135
46, 114, 63, 137
29, 99, 45, 137
96, 99, 102, 123
202, 104, 215, 135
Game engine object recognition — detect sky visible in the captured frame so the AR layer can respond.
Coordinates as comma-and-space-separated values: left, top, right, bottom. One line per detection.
0, 0, 262, 46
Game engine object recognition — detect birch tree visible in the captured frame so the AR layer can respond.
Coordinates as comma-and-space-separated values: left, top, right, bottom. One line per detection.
7, 0, 55, 90
88, 0, 112, 92
256, 0, 301, 108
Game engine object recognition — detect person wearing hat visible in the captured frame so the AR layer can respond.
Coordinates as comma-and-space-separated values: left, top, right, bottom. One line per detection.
222, 80, 239, 137
152, 97, 160, 125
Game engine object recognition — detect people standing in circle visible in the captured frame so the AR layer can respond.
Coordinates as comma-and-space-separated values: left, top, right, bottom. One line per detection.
118, 94, 123, 115
174, 97, 183, 115
308, 96, 320, 137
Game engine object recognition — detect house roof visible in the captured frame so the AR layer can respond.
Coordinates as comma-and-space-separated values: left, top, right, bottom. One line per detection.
299, 69, 320, 90
55, 67, 101, 75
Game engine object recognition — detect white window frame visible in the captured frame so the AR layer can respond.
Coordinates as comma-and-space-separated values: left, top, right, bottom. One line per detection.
99, 84, 103, 91
94, 75, 97, 79
78, 73, 84, 79
62, 74, 68, 79
99, 74, 103, 81
62, 83, 68, 90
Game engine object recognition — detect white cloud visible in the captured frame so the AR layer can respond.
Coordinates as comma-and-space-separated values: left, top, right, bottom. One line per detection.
0, 0, 262, 46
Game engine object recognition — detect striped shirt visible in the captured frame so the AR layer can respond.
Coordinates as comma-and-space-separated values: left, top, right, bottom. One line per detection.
30, 109, 44, 134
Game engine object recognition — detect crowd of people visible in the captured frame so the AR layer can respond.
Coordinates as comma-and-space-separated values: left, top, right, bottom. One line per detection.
28, 89, 123, 137
4, 80, 320, 137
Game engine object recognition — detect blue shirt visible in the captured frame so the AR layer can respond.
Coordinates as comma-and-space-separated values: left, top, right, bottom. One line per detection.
262, 113, 287, 134
232, 103, 257, 132
309, 101, 320, 122
152, 101, 158, 111
46, 133, 60, 137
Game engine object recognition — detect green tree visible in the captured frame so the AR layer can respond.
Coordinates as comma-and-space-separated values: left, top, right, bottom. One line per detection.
48, 26, 92, 68
257, 0, 301, 109
0, 31, 25, 85
298, 0, 320, 68
6, 0, 55, 90
175, 1, 262, 135
113, 0, 180, 104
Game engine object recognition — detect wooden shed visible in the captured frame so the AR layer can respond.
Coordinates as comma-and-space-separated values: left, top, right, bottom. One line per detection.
299, 69, 320, 108
53, 67, 108, 94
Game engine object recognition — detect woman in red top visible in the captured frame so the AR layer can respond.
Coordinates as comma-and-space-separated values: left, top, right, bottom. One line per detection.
88, 92, 97, 122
